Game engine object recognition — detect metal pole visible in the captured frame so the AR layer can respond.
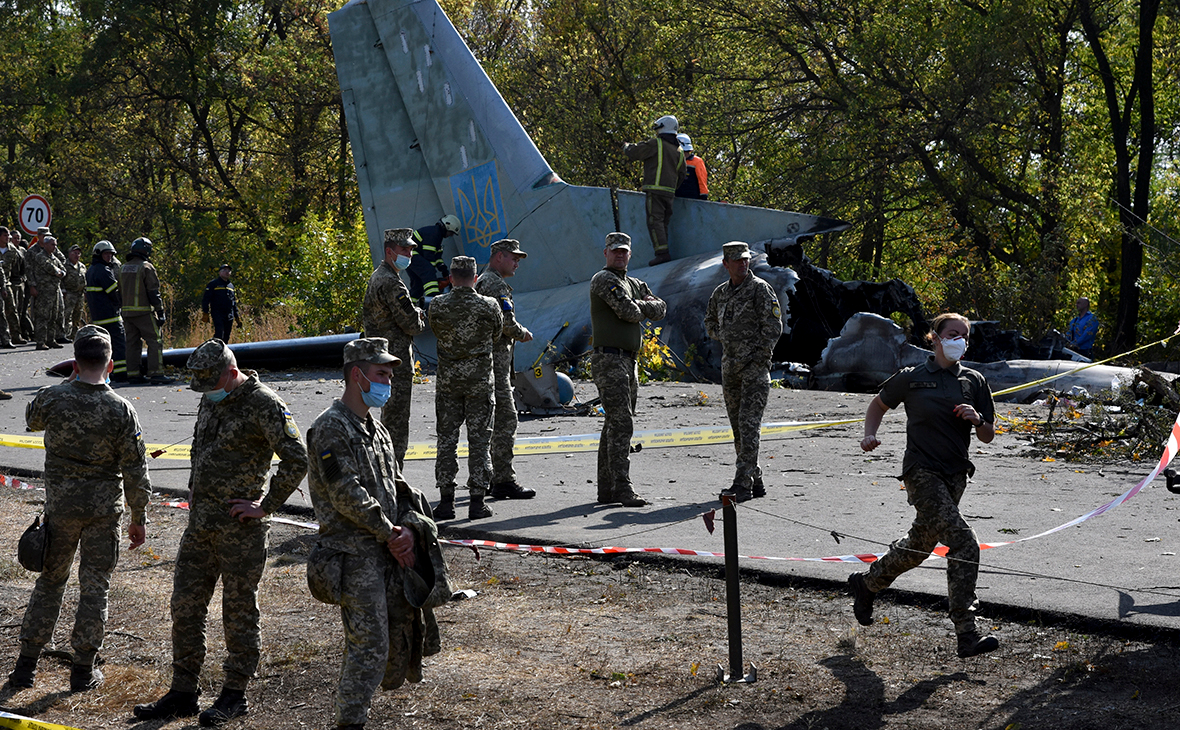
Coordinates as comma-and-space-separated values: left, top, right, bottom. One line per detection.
717, 492, 756, 683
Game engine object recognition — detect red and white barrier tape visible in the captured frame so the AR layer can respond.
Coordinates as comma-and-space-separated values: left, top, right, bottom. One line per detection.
16, 408, 1180, 565
0, 474, 38, 490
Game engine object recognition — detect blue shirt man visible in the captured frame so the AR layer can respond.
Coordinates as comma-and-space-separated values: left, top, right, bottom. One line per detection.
1066, 297, 1099, 357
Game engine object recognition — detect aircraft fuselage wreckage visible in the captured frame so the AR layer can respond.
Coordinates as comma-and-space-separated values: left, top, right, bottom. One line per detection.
327, 0, 863, 391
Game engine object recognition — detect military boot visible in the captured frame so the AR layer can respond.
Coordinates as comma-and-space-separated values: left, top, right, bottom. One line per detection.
596, 484, 615, 504
133, 689, 201, 720
614, 488, 648, 507
7, 654, 37, 688
199, 688, 248, 726
722, 484, 753, 503
848, 572, 876, 626
648, 251, 672, 266
957, 632, 1000, 659
752, 474, 766, 499
490, 481, 536, 500
434, 494, 455, 520
468, 493, 493, 520
70, 662, 104, 692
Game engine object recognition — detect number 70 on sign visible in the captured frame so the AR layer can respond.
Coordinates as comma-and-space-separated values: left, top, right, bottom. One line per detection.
18, 194, 52, 236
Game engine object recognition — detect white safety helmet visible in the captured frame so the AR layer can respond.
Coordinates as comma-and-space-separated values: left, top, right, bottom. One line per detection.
440, 214, 461, 235
676, 133, 693, 152
653, 115, 679, 135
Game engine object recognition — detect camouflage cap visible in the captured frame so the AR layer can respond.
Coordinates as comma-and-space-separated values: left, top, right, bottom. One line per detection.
605, 232, 631, 251
490, 238, 527, 258
36, 227, 50, 236
68, 244, 82, 252
450, 255, 477, 276
186, 338, 233, 391
722, 241, 751, 261
343, 337, 401, 367
74, 324, 111, 346
383, 227, 417, 249
219, 262, 232, 271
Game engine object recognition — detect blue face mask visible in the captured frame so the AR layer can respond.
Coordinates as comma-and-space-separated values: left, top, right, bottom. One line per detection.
359, 369, 392, 408
205, 387, 230, 403
393, 254, 411, 271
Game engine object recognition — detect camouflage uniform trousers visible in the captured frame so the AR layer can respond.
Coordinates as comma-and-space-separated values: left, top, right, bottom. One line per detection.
57, 288, 68, 339
123, 312, 162, 376
0, 284, 9, 342
864, 468, 980, 635
335, 553, 437, 726
489, 351, 517, 485
32, 285, 62, 347
20, 283, 35, 339
168, 520, 268, 693
722, 361, 771, 490
379, 362, 415, 468
18, 513, 121, 665
62, 289, 85, 338
4, 284, 20, 338
592, 351, 639, 500
434, 386, 494, 498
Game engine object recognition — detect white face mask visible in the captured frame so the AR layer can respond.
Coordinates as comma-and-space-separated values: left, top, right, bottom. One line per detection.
940, 336, 968, 362
393, 254, 411, 271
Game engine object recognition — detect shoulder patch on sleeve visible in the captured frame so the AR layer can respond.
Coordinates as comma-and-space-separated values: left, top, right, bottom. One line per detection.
771, 303, 782, 319
320, 449, 340, 480
499, 295, 514, 313
283, 410, 300, 439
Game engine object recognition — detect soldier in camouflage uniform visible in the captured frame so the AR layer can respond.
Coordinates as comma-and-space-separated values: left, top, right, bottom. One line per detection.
134, 339, 308, 725
12, 229, 35, 340
307, 337, 445, 730
0, 227, 11, 348
475, 239, 536, 500
704, 242, 783, 502
429, 256, 502, 520
2, 226, 28, 342
62, 244, 88, 338
589, 233, 666, 507
849, 313, 1000, 659
29, 234, 66, 350
362, 228, 425, 468
7, 325, 151, 692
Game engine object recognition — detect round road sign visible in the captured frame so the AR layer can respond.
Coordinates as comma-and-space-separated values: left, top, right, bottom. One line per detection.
18, 195, 52, 236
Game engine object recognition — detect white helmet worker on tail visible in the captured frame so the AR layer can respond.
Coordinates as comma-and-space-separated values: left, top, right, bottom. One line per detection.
407, 214, 462, 307
624, 115, 687, 267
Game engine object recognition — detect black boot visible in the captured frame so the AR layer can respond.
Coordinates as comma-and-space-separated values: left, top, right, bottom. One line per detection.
957, 632, 1000, 658
199, 688, 248, 726
468, 493, 493, 520
70, 662, 104, 692
434, 496, 455, 520
7, 654, 37, 688
490, 481, 536, 499
133, 689, 201, 720
752, 475, 766, 498
648, 251, 671, 266
848, 572, 876, 626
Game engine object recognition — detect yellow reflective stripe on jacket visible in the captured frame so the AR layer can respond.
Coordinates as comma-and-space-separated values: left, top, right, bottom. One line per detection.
93, 316, 121, 325
641, 138, 683, 193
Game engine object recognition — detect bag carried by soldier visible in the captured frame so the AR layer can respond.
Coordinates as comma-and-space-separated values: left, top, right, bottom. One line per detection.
306, 543, 347, 605
18, 515, 49, 572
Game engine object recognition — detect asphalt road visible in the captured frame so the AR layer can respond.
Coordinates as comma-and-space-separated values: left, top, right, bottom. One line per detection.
3, 342, 1180, 634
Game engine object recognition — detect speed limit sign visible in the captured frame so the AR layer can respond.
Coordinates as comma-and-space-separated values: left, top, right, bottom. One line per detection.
18, 194, 52, 236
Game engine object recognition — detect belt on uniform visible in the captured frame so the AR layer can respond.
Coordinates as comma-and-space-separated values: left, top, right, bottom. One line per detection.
594, 346, 637, 358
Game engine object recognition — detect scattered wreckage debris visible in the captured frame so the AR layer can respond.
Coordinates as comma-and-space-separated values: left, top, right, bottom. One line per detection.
1007, 367, 1180, 464
811, 313, 1144, 401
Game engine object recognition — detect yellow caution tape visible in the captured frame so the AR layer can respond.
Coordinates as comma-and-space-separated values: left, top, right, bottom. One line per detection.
992, 334, 1177, 397
0, 434, 192, 460
0, 711, 82, 730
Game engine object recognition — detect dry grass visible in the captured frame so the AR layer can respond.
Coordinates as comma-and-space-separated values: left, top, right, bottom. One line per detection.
169, 305, 302, 348
2, 484, 1180, 729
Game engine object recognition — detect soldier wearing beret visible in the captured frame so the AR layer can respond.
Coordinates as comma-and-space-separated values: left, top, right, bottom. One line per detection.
363, 228, 425, 467
305, 338, 445, 730
589, 232, 666, 507
201, 263, 240, 343
475, 239, 535, 500
7, 325, 151, 692
704, 242, 783, 501
428, 255, 503, 520
134, 339, 308, 725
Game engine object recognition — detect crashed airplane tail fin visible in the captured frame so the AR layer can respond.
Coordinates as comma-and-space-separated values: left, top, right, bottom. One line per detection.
329, 0, 850, 294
